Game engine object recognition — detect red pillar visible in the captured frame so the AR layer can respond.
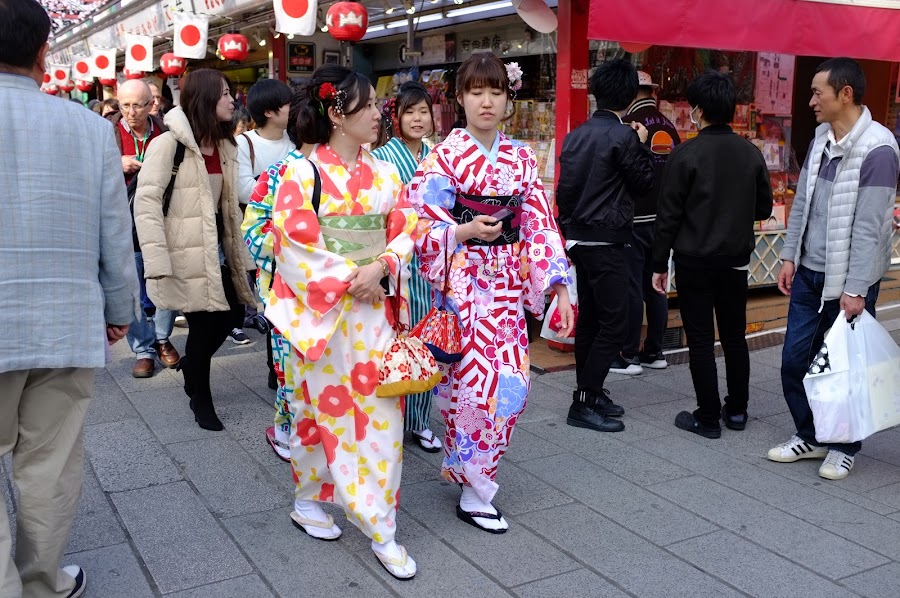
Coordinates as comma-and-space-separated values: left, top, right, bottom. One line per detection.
554, 0, 590, 191
270, 31, 287, 82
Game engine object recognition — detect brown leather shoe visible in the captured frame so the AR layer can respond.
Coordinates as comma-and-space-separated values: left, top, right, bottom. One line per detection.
154, 340, 181, 369
132, 358, 155, 378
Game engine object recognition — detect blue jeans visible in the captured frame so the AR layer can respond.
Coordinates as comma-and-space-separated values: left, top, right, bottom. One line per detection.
127, 252, 175, 359
781, 265, 880, 456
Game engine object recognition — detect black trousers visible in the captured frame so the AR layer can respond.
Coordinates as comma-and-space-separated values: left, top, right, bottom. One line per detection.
623, 223, 669, 357
182, 267, 244, 402
570, 244, 628, 396
676, 263, 750, 427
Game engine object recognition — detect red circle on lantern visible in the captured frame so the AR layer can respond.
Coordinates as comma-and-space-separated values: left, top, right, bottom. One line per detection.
76, 61, 89, 74
181, 24, 201, 46
96, 55, 110, 69
54, 69, 66, 81
43, 73, 51, 84
283, 0, 310, 18
130, 45, 147, 61
619, 42, 652, 53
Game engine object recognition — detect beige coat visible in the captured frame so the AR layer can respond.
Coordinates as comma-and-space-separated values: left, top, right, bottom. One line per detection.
134, 107, 254, 312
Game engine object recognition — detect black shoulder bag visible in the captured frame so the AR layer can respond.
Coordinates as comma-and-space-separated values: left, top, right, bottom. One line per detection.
128, 141, 187, 249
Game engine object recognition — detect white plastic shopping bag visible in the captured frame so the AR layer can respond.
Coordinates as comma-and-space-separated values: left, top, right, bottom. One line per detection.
540, 265, 577, 345
804, 310, 900, 443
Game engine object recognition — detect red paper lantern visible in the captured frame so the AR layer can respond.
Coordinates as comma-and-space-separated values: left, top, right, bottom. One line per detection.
123, 68, 144, 80
326, 1, 368, 42
159, 53, 187, 77
43, 85, 59, 95
60, 80, 75, 93
618, 42, 652, 54
99, 78, 117, 87
218, 32, 250, 62
76, 80, 94, 92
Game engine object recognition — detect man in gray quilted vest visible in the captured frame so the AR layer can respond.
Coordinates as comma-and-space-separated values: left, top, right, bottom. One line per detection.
769, 57, 900, 480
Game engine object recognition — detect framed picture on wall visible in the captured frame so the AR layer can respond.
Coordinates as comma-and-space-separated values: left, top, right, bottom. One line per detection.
323, 50, 341, 66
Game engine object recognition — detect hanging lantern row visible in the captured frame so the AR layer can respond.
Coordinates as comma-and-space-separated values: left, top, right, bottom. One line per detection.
327, 1, 368, 43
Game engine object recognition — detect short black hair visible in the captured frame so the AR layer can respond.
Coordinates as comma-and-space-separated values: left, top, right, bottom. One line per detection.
0, 0, 51, 69
816, 57, 866, 104
589, 59, 638, 112
247, 78, 293, 127
231, 105, 251, 134
685, 71, 737, 125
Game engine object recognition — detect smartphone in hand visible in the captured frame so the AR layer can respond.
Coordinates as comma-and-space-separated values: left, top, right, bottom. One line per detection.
491, 207, 515, 231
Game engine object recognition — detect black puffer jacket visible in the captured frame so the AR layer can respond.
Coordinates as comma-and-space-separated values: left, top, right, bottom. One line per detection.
556, 110, 655, 243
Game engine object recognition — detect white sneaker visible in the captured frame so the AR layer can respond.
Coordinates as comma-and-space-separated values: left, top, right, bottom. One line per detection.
767, 435, 828, 463
174, 315, 188, 328
62, 565, 86, 598
819, 450, 854, 480
228, 328, 251, 345
610, 356, 643, 376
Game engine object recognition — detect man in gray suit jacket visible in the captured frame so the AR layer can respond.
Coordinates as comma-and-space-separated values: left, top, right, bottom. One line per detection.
0, 1, 140, 596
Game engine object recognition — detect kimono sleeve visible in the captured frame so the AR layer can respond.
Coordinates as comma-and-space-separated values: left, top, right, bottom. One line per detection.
518, 144, 571, 318
264, 159, 355, 362
406, 150, 462, 288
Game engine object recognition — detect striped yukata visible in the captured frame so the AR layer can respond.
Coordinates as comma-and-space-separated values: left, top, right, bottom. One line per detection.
371, 136, 434, 431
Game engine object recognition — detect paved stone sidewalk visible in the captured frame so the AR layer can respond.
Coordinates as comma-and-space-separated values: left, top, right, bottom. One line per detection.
4, 314, 900, 598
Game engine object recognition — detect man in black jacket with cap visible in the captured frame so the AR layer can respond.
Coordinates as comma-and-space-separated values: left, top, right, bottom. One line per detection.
557, 59, 655, 433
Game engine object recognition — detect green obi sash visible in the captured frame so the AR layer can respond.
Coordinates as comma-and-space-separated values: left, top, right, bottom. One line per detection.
318, 214, 387, 265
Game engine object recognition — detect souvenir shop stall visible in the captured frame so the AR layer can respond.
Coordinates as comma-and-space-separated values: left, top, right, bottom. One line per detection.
554, 0, 900, 290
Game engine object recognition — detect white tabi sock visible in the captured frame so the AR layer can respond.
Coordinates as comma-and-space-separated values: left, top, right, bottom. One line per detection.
459, 485, 508, 531
293, 499, 341, 539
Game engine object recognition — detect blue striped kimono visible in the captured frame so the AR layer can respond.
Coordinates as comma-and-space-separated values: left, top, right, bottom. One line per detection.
371, 136, 434, 431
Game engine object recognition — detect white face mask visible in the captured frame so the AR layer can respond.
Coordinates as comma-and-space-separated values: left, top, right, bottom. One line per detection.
689, 106, 701, 129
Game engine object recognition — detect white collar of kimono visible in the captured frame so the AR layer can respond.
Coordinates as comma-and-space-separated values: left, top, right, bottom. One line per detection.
466, 129, 501, 166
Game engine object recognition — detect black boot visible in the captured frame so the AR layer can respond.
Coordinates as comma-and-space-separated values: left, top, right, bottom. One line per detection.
567, 390, 625, 432
175, 357, 195, 411
593, 388, 625, 417
192, 393, 224, 431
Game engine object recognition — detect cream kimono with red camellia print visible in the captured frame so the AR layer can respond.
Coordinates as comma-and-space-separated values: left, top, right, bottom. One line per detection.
265, 144, 417, 543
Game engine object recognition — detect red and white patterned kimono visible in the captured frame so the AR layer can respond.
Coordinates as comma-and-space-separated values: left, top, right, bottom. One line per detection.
407, 129, 570, 503
265, 144, 417, 544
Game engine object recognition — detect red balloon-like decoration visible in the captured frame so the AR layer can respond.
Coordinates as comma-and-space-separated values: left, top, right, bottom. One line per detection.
43, 85, 59, 95
159, 53, 187, 77
60, 80, 76, 93
218, 32, 250, 62
327, 1, 368, 42
99, 78, 117, 87
76, 80, 94, 92
123, 68, 144, 80
618, 42, 652, 53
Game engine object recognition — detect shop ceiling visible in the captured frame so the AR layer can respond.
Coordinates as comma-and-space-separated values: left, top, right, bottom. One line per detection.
48, 0, 556, 57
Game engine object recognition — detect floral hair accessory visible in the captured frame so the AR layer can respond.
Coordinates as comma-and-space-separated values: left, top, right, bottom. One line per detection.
506, 62, 523, 92
381, 97, 399, 136
317, 82, 337, 100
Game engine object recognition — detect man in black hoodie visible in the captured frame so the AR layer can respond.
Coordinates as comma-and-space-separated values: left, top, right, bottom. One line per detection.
557, 59, 655, 433
651, 71, 773, 439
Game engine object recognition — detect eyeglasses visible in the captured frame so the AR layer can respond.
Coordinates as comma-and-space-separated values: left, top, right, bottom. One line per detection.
120, 102, 151, 112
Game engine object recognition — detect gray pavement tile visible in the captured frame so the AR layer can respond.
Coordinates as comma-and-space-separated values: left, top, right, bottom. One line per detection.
213, 397, 288, 468
503, 426, 567, 464
842, 562, 900, 598
210, 353, 271, 401
397, 449, 442, 486
399, 480, 580, 586
518, 503, 744, 598
668, 530, 857, 598
791, 497, 900, 561
111, 481, 251, 593
105, 355, 183, 393
863, 481, 900, 512
86, 371, 140, 426
223, 509, 394, 598
748, 376, 785, 396
815, 454, 900, 494
164, 574, 276, 598
84, 419, 182, 492
493, 462, 574, 515
65, 543, 154, 598
525, 380, 574, 417
167, 437, 293, 518
515, 404, 561, 424
511, 569, 631, 598
857, 429, 900, 467
354, 515, 514, 597
605, 377, 692, 409
760, 410, 799, 431
647, 476, 889, 579
522, 454, 718, 546
66, 462, 125, 554
749, 346, 783, 365
725, 361, 783, 383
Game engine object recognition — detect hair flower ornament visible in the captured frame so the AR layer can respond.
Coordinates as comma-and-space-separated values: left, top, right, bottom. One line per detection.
318, 82, 337, 101
506, 62, 523, 91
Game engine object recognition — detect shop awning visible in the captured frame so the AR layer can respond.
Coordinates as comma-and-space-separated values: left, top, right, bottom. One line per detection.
587, 0, 900, 62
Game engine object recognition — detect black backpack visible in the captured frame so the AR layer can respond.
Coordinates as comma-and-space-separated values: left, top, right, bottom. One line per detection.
128, 141, 186, 251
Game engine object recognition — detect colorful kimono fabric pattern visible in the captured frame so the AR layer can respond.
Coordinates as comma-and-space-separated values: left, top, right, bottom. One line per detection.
265, 144, 417, 543
372, 137, 435, 431
407, 129, 570, 503
242, 149, 304, 435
